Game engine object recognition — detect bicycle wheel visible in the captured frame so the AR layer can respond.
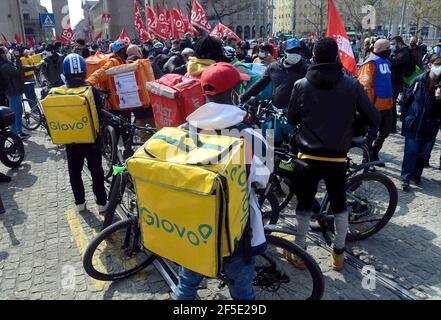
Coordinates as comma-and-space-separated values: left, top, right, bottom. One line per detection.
83, 218, 156, 282
348, 144, 370, 168
253, 235, 324, 300
257, 191, 280, 225
22, 99, 41, 131
345, 172, 398, 241
0, 131, 25, 168
101, 125, 118, 180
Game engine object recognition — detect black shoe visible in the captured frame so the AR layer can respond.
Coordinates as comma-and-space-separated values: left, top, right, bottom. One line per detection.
402, 180, 410, 191
413, 177, 422, 186
0, 173, 11, 183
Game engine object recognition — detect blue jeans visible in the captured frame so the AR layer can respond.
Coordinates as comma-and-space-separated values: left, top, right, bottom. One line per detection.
401, 137, 435, 181
175, 256, 256, 300
7, 95, 23, 135
24, 83, 38, 103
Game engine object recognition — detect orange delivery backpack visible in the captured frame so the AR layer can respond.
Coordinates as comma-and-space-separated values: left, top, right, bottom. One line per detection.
105, 59, 155, 111
85, 52, 111, 79
146, 74, 206, 128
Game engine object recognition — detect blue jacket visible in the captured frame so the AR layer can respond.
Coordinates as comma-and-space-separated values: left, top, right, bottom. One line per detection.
401, 72, 441, 141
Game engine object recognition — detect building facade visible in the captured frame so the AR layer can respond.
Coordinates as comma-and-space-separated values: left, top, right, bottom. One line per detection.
22, 0, 52, 44
0, 0, 26, 43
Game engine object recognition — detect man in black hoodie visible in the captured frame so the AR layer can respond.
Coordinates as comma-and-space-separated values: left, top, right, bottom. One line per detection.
287, 38, 380, 271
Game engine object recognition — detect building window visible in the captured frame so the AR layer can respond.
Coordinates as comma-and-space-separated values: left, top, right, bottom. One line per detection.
23, 13, 31, 21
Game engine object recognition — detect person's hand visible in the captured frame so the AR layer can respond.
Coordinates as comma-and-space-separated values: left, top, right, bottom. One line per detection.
436, 88, 441, 100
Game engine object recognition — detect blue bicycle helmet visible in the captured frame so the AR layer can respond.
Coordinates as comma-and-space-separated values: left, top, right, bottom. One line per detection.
286, 38, 301, 50
434, 45, 441, 55
63, 53, 87, 76
153, 42, 164, 49
112, 40, 126, 54
223, 46, 236, 62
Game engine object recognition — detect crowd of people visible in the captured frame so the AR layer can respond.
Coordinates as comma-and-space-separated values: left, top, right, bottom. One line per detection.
1, 31, 441, 300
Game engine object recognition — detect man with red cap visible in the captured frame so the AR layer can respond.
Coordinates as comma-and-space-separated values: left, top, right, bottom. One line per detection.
175, 62, 271, 300
359, 39, 394, 165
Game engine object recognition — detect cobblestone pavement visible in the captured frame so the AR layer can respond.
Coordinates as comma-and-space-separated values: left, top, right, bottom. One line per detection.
1, 125, 440, 300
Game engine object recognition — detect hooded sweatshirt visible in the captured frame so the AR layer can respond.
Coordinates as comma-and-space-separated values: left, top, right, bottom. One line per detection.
185, 102, 271, 250
186, 57, 216, 79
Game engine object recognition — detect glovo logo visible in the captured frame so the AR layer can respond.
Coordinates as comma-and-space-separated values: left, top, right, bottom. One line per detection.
49, 116, 90, 131
141, 207, 213, 247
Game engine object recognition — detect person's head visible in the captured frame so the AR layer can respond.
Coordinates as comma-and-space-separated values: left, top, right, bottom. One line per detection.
390, 36, 405, 51
63, 53, 87, 81
258, 43, 273, 59
171, 40, 180, 50
23, 49, 31, 57
185, 32, 192, 40
112, 40, 128, 61
410, 36, 418, 47
236, 46, 246, 58
0, 47, 11, 62
223, 46, 236, 63
201, 62, 250, 105
284, 38, 302, 65
193, 36, 224, 62
428, 54, 441, 79
76, 38, 86, 46
153, 41, 164, 53
364, 38, 371, 48
44, 43, 55, 58
312, 37, 339, 64
417, 36, 424, 45
127, 44, 143, 59
373, 39, 391, 60
181, 48, 194, 62
54, 42, 62, 52
226, 37, 238, 49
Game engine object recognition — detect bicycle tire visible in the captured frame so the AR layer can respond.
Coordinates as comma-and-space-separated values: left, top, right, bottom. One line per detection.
22, 99, 42, 131
83, 218, 156, 282
254, 235, 325, 300
0, 131, 25, 168
101, 125, 118, 180
345, 172, 398, 241
102, 173, 126, 230
258, 191, 281, 225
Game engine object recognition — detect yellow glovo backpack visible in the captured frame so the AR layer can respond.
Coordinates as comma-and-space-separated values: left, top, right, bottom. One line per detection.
127, 127, 249, 278
42, 86, 100, 145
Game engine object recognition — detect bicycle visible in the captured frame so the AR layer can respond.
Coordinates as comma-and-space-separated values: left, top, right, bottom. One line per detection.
261, 143, 398, 242
21, 82, 48, 132
83, 164, 325, 300
0, 107, 25, 168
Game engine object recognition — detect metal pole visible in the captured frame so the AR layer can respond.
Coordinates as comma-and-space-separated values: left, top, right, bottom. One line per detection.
399, 0, 408, 36
16, 0, 26, 40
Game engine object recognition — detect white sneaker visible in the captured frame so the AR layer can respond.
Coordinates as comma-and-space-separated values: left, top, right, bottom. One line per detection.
76, 203, 87, 213
98, 203, 108, 214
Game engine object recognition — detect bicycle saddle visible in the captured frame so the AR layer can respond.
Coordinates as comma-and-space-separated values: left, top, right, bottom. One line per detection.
351, 136, 367, 148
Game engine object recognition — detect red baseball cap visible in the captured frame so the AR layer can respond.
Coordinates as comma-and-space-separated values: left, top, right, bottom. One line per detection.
201, 62, 251, 96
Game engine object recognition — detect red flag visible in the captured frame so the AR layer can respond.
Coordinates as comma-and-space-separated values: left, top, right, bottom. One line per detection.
94, 32, 103, 43
118, 28, 132, 45
191, 0, 212, 33
147, 5, 166, 41
327, 0, 358, 76
172, 8, 186, 40
26, 35, 36, 47
176, 3, 191, 34
60, 27, 76, 44
211, 23, 241, 42
14, 33, 22, 45
134, 1, 151, 42
166, 6, 173, 39
156, 3, 169, 41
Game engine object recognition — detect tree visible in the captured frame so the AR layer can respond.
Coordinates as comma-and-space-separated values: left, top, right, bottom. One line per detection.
337, 0, 382, 33
302, 0, 327, 36
407, 0, 440, 35
185, 0, 252, 23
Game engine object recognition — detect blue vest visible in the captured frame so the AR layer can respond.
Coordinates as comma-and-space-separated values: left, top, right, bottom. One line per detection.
363, 56, 393, 99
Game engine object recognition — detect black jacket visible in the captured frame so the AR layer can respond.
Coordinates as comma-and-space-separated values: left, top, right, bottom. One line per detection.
41, 54, 64, 87
242, 58, 309, 109
0, 59, 33, 96
162, 53, 187, 75
400, 72, 441, 141
288, 63, 380, 158
390, 46, 412, 87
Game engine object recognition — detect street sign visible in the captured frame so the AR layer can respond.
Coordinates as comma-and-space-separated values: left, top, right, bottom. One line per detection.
40, 13, 56, 29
